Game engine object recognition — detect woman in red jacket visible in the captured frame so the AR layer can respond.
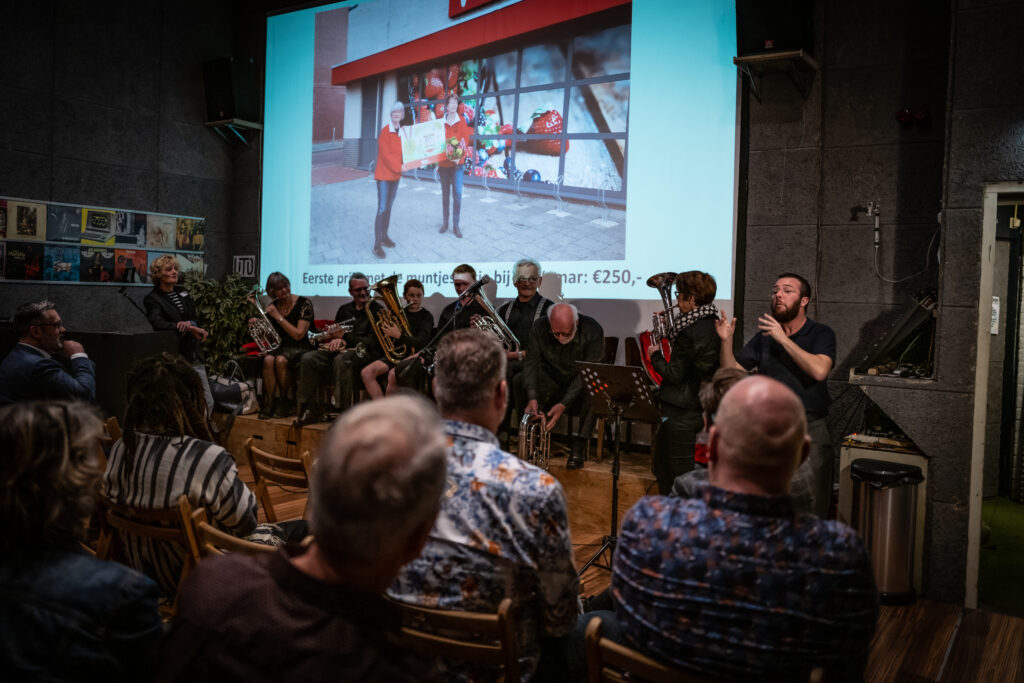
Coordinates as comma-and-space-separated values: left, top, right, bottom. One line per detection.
372, 101, 406, 260
438, 93, 473, 238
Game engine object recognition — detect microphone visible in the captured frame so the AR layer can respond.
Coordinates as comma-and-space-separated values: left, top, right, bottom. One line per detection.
462, 275, 492, 297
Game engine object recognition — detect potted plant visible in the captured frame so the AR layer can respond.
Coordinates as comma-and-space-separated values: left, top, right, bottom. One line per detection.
182, 272, 256, 375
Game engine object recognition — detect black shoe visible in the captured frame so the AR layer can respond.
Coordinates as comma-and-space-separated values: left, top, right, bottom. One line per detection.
381, 236, 396, 248
453, 225, 463, 238
439, 221, 448, 234
274, 400, 294, 418
567, 448, 585, 469
258, 398, 274, 420
372, 245, 386, 259
293, 407, 321, 427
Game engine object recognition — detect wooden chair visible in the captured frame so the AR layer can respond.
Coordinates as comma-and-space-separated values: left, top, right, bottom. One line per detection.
104, 416, 122, 441
186, 507, 277, 560
391, 597, 520, 682
585, 616, 703, 683
244, 437, 313, 523
95, 493, 197, 616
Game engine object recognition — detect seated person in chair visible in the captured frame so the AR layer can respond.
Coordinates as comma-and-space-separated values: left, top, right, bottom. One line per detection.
361, 278, 434, 399
103, 353, 305, 597
389, 329, 579, 681
157, 396, 449, 682
523, 303, 605, 469
609, 376, 878, 679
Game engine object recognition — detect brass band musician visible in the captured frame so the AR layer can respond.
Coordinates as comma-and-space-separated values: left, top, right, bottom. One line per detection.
360, 278, 434, 399
255, 272, 314, 420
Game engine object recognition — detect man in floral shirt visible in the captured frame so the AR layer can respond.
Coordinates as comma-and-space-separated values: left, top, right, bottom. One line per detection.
611, 376, 878, 680
389, 329, 579, 680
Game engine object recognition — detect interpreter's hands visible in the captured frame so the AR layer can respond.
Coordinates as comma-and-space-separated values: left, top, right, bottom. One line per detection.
190, 326, 209, 342
715, 310, 736, 342
176, 320, 191, 334
525, 399, 539, 417
383, 322, 401, 339
61, 340, 85, 357
545, 403, 566, 430
324, 338, 345, 353
757, 313, 787, 343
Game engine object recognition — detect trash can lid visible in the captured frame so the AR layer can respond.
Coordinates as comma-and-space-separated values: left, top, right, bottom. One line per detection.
850, 458, 924, 488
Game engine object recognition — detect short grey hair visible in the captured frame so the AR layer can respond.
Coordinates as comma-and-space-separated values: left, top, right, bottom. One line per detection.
389, 101, 405, 115
309, 396, 447, 569
513, 258, 541, 279
433, 329, 506, 415
547, 302, 578, 324
14, 301, 56, 336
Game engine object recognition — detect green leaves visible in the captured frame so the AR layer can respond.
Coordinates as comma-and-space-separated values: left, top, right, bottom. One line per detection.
183, 272, 255, 374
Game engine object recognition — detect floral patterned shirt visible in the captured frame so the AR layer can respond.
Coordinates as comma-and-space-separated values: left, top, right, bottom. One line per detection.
388, 420, 579, 680
612, 482, 878, 680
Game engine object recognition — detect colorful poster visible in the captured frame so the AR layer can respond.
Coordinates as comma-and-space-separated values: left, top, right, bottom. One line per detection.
115, 211, 148, 246
81, 208, 116, 245
80, 247, 115, 282
175, 218, 205, 251
47, 205, 83, 243
44, 245, 81, 281
114, 248, 147, 283
5, 242, 44, 280
179, 252, 205, 277
147, 214, 176, 249
400, 119, 446, 170
9, 201, 46, 241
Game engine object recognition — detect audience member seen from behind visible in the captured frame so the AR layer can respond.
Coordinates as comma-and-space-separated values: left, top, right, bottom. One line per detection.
157, 396, 449, 682
0, 401, 162, 681
610, 376, 878, 680
103, 353, 305, 597
0, 300, 96, 405
389, 329, 580, 680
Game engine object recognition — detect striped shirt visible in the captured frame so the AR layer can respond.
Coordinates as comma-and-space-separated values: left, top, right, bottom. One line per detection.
104, 433, 273, 595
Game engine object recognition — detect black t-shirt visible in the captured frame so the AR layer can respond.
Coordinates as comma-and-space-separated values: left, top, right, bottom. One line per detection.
334, 302, 377, 349
271, 296, 315, 349
435, 298, 487, 338
497, 294, 552, 350
735, 317, 836, 418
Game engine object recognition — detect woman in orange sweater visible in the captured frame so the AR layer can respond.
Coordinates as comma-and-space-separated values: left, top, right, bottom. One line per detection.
438, 93, 473, 238
372, 101, 406, 260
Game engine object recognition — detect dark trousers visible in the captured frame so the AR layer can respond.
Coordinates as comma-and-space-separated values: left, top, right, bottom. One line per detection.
374, 179, 399, 247
438, 165, 463, 228
527, 373, 596, 447
297, 347, 371, 411
807, 416, 834, 518
652, 407, 702, 495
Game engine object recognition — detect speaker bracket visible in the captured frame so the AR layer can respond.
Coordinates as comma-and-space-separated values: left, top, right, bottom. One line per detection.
733, 49, 818, 103
205, 118, 263, 148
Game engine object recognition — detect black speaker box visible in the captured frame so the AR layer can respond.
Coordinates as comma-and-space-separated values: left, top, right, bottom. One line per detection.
202, 57, 260, 123
736, 0, 815, 57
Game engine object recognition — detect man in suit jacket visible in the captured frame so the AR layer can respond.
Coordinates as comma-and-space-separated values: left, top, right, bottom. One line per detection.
0, 301, 96, 405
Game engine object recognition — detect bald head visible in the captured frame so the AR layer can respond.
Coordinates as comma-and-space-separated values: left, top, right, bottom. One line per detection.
547, 303, 578, 343
708, 376, 809, 495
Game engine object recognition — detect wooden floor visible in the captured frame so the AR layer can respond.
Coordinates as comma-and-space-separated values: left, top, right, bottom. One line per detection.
230, 415, 1024, 683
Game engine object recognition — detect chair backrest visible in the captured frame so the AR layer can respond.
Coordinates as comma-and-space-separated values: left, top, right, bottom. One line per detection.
244, 437, 313, 523
95, 493, 196, 613
391, 597, 520, 682
186, 507, 277, 560
623, 336, 643, 368
105, 416, 122, 441
603, 336, 619, 365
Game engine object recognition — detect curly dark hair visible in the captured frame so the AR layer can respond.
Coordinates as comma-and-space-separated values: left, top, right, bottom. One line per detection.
122, 353, 213, 471
0, 401, 104, 556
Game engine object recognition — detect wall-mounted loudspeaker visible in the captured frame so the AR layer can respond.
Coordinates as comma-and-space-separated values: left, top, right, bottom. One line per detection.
736, 0, 814, 57
202, 57, 260, 123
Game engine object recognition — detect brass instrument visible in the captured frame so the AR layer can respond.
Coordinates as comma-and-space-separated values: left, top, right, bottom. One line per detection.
647, 272, 679, 346
471, 286, 521, 352
247, 287, 282, 353
517, 412, 550, 470
307, 318, 355, 347
367, 275, 413, 364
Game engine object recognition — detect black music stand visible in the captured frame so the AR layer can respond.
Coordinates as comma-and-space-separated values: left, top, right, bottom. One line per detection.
575, 361, 659, 575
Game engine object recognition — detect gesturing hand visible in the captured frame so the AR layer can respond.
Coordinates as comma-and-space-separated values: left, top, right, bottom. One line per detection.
757, 314, 786, 343
545, 403, 566, 430
715, 310, 736, 341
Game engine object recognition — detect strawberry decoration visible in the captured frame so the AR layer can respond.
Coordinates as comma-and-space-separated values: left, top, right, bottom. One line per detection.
500, 123, 514, 147
424, 69, 445, 99
524, 108, 568, 155
435, 103, 445, 118
447, 64, 460, 90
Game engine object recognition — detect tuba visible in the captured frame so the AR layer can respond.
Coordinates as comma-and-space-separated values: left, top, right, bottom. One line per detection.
471, 287, 521, 353
517, 412, 550, 470
247, 287, 282, 353
638, 272, 677, 386
367, 275, 413, 364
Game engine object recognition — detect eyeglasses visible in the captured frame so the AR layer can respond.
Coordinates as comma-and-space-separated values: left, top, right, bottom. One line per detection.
770, 286, 800, 297
551, 326, 576, 339
514, 276, 540, 284
33, 320, 65, 329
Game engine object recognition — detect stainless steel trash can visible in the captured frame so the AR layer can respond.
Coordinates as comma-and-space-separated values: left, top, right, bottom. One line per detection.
850, 458, 924, 605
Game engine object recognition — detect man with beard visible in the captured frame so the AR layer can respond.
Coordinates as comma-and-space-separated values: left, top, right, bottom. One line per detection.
716, 273, 836, 517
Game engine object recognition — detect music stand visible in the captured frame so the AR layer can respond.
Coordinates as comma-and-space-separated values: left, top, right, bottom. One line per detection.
575, 361, 659, 575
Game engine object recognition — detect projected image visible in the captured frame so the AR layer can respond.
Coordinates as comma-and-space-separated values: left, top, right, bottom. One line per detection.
310, 22, 629, 266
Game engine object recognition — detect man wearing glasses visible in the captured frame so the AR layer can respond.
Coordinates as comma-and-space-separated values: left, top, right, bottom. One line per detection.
715, 272, 837, 518
295, 273, 379, 426
524, 302, 605, 469
0, 301, 96, 405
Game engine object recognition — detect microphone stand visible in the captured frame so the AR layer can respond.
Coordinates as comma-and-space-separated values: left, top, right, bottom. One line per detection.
119, 287, 148, 320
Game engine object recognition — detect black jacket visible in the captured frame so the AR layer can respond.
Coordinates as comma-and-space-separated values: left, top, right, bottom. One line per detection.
651, 316, 719, 413
143, 286, 204, 362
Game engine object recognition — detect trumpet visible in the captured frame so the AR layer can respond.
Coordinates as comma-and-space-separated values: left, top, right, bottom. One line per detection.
307, 318, 355, 347
246, 287, 281, 353
518, 412, 550, 470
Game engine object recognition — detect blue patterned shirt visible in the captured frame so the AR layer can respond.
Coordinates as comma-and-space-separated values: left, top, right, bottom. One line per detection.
389, 420, 579, 680
612, 483, 877, 680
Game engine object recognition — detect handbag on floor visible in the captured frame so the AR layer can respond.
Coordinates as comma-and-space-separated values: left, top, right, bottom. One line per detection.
209, 359, 259, 416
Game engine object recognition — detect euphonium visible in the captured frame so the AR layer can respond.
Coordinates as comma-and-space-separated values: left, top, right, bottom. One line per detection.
638, 272, 678, 386
247, 287, 282, 353
518, 412, 550, 470
471, 286, 521, 353
367, 275, 413, 364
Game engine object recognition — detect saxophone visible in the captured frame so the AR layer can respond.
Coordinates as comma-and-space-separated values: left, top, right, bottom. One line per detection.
246, 287, 282, 353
